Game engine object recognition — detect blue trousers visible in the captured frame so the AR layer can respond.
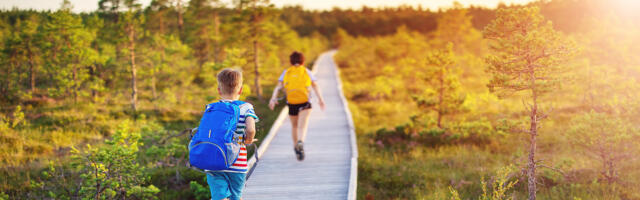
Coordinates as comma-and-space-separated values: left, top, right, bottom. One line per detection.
206, 171, 246, 200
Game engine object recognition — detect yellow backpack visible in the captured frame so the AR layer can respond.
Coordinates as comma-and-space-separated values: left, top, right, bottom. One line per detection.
283, 66, 311, 104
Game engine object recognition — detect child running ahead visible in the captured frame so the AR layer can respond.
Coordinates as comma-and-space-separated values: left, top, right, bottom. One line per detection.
268, 51, 325, 161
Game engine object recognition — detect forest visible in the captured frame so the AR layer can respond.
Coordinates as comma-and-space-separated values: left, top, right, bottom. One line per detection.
0, 0, 327, 199
334, 0, 640, 199
1, 0, 640, 199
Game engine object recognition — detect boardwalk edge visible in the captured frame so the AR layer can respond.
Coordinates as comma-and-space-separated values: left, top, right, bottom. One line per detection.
330, 50, 359, 200
247, 102, 289, 171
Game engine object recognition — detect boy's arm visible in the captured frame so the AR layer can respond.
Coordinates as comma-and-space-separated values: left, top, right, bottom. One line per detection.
244, 117, 257, 144
311, 81, 325, 110
268, 81, 283, 110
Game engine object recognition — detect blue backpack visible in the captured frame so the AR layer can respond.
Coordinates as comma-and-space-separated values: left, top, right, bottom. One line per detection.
189, 101, 244, 171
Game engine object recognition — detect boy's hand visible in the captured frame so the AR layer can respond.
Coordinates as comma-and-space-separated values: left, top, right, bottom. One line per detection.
318, 99, 326, 111
244, 139, 258, 145
268, 98, 278, 110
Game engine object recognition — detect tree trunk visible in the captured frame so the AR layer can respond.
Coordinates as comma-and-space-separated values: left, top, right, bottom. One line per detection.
253, 40, 262, 100
72, 64, 77, 102
176, 0, 183, 33
437, 67, 444, 128
67, 41, 78, 102
527, 103, 537, 200
119, 176, 125, 200
159, 13, 165, 35
27, 45, 36, 92
91, 41, 100, 100
213, 13, 221, 63
196, 24, 210, 71
151, 73, 157, 101
90, 65, 97, 100
29, 58, 35, 92
129, 23, 138, 112
152, 50, 163, 102
527, 71, 539, 200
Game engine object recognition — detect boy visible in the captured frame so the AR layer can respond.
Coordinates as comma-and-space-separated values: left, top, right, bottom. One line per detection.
268, 51, 325, 161
207, 68, 259, 200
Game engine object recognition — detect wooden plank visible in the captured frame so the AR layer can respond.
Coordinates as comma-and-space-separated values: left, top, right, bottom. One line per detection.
243, 50, 357, 200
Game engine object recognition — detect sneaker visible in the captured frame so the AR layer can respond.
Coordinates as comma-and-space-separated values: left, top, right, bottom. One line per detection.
294, 146, 301, 160
296, 141, 305, 161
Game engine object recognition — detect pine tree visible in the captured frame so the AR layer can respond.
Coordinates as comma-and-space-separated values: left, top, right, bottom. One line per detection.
145, 0, 169, 102
569, 111, 640, 185
139, 33, 192, 105
184, 0, 222, 69
483, 7, 575, 200
146, 0, 170, 34
97, 0, 128, 93
20, 16, 42, 93
98, 0, 124, 41
413, 44, 465, 129
145, 0, 184, 37
121, 0, 143, 112
237, 0, 277, 100
433, 2, 481, 50
42, 1, 96, 101
1, 15, 42, 101
175, 0, 185, 33
83, 14, 109, 101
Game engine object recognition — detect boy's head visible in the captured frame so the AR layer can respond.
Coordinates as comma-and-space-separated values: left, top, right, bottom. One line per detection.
290, 51, 305, 66
217, 68, 243, 97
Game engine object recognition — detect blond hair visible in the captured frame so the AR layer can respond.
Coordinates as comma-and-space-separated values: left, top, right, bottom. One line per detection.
217, 68, 243, 95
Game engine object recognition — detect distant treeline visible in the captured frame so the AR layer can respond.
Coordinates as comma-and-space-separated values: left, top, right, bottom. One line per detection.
279, 0, 640, 38
0, 0, 328, 106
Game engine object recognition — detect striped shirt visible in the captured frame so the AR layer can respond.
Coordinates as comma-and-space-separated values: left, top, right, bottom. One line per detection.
220, 100, 259, 173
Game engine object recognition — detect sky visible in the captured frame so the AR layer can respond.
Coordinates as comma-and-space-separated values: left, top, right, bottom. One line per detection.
0, 0, 538, 13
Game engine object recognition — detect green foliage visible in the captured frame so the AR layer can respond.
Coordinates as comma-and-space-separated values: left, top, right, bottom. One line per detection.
4, 0, 640, 199
449, 187, 461, 200
434, 2, 483, 52
336, 2, 640, 200
335, 9, 497, 137
484, 6, 575, 98
0, 14, 42, 102
0, 0, 327, 198
446, 165, 518, 200
413, 43, 466, 128
71, 120, 159, 199
10, 105, 26, 128
184, 0, 224, 67
483, 6, 576, 199
42, 4, 97, 99
568, 111, 640, 185
480, 165, 518, 200
189, 181, 210, 200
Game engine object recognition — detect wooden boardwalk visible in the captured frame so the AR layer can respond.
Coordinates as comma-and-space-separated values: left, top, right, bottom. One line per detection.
243, 50, 358, 200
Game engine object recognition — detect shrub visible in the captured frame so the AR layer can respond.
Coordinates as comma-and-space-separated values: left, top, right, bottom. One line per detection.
71, 121, 159, 199
568, 111, 640, 185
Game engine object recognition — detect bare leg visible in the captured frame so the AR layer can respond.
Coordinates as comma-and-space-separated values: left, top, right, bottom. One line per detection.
289, 115, 299, 147
297, 108, 312, 142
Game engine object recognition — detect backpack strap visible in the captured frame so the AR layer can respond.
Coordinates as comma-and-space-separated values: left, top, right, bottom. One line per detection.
204, 103, 215, 112
230, 100, 246, 106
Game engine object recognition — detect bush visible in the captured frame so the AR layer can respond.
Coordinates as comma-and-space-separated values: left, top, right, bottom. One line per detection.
568, 111, 640, 184
71, 121, 159, 199
190, 181, 210, 200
